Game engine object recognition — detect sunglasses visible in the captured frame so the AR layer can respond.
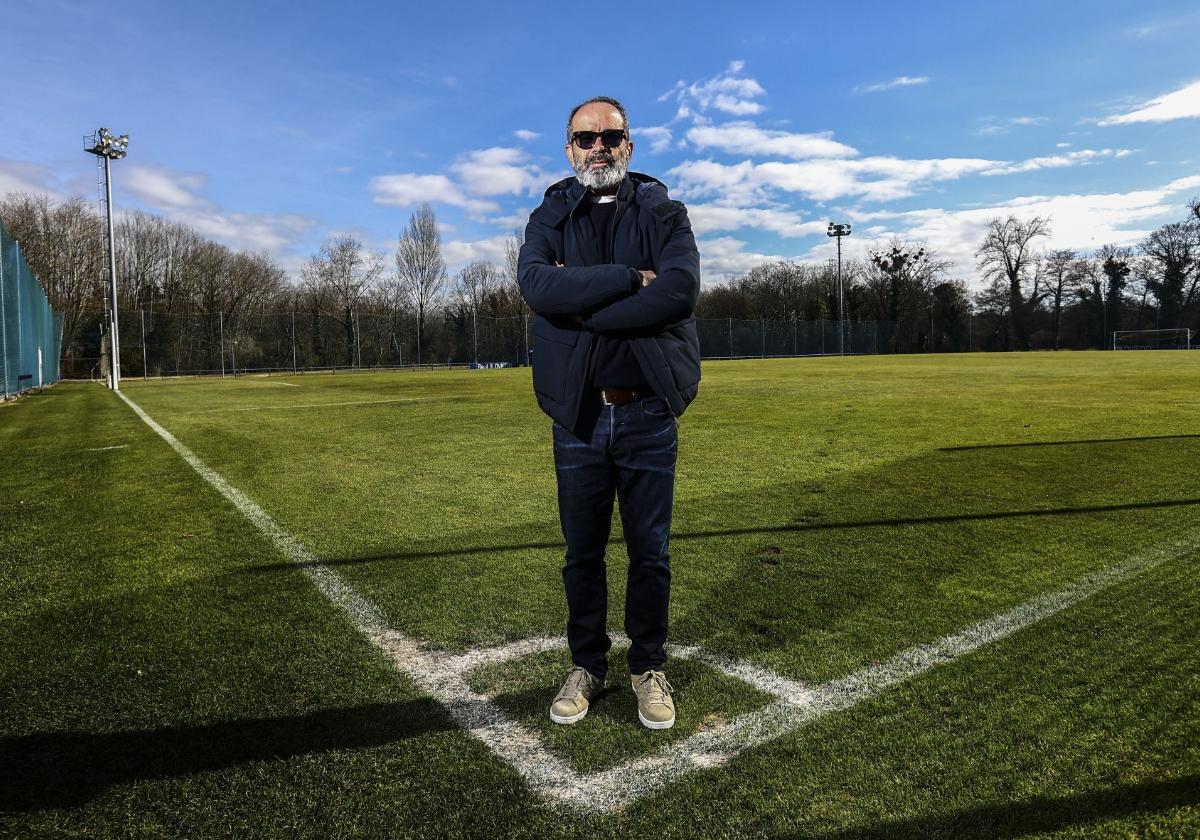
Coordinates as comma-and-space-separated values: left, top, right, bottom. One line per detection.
570, 129, 628, 150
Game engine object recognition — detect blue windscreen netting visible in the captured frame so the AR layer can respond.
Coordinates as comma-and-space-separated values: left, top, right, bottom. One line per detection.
1, 220, 64, 398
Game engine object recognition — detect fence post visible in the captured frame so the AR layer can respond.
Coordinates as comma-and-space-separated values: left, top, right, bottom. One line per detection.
821, 319, 825, 356
141, 308, 147, 379
291, 309, 297, 374
523, 314, 529, 366
727, 317, 733, 358
793, 317, 797, 357
472, 309, 478, 365
219, 311, 225, 377
355, 311, 362, 369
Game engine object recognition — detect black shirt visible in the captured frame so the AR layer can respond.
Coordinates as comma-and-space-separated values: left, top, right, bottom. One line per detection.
584, 196, 652, 391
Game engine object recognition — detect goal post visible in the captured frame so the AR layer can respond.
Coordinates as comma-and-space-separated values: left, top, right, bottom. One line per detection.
1112, 328, 1193, 350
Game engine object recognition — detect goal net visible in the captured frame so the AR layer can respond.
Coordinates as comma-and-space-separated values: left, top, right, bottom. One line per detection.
1112, 328, 1193, 350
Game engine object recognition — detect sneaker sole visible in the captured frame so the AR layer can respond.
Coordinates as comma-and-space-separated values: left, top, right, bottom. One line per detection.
638, 710, 675, 730
550, 707, 589, 725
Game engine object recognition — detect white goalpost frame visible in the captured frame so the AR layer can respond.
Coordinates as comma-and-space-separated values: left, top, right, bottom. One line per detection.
1111, 328, 1193, 351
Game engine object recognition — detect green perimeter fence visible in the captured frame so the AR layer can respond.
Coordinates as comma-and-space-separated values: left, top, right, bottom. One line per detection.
61, 311, 960, 378
1, 221, 64, 397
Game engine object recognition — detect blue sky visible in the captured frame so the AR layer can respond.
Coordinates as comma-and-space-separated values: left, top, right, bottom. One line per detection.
2, 0, 1198, 286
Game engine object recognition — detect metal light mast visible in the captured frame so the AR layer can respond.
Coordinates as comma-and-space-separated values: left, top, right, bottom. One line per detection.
85, 128, 130, 390
826, 223, 852, 355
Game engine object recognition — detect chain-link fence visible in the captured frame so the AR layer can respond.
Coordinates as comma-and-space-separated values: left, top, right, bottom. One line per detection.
1, 221, 64, 398
63, 311, 950, 379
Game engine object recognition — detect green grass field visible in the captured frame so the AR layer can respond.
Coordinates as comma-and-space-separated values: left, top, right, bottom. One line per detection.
2, 352, 1199, 838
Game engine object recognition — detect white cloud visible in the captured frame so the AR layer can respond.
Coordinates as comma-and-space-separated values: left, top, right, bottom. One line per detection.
449, 147, 548, 197
368, 173, 499, 215
1056, 142, 1072, 149
976, 115, 1048, 136
671, 143, 1139, 204
633, 126, 673, 153
670, 154, 1000, 203
102, 162, 316, 260
830, 176, 1200, 283
489, 207, 532, 232
124, 165, 207, 210
514, 129, 540, 141
696, 236, 784, 282
659, 60, 767, 119
686, 122, 858, 159
981, 148, 1131, 176
687, 203, 827, 238
442, 234, 512, 273
0, 159, 61, 198
180, 210, 315, 254
1098, 79, 1200, 125
853, 75, 930, 95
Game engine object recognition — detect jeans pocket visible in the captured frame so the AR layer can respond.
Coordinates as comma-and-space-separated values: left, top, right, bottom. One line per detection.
641, 395, 673, 419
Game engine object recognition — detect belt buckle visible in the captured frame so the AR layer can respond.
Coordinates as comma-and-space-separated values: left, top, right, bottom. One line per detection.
600, 389, 615, 406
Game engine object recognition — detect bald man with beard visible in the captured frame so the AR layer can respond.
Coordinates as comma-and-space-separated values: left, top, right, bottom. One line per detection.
518, 96, 702, 731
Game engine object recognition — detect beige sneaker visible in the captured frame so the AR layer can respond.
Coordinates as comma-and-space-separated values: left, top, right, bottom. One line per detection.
631, 670, 676, 729
549, 666, 605, 724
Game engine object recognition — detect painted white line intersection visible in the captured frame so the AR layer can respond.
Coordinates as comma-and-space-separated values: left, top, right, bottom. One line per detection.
117, 390, 1196, 812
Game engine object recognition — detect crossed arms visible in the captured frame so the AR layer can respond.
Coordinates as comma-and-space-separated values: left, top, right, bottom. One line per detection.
517, 207, 701, 334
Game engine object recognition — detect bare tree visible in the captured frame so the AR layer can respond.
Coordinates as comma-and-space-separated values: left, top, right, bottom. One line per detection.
395, 204, 446, 365
454, 260, 499, 315
867, 240, 949, 352
976, 215, 1050, 350
0, 193, 107, 355
301, 235, 382, 366
1043, 248, 1078, 350
492, 230, 529, 317
1140, 223, 1195, 329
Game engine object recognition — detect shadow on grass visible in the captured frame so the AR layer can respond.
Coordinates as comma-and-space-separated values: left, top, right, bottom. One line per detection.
244, 497, 1200, 572
811, 774, 1200, 839
0, 698, 450, 813
941, 433, 1200, 451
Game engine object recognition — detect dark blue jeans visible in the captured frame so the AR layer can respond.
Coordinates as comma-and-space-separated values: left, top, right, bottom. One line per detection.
552, 395, 678, 680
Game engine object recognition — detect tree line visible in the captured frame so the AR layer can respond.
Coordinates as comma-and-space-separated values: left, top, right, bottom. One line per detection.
697, 199, 1200, 353
0, 193, 526, 373
3, 189, 1197, 373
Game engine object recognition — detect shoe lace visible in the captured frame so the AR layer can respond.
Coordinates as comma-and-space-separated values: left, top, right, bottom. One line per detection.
635, 671, 674, 706
557, 666, 592, 701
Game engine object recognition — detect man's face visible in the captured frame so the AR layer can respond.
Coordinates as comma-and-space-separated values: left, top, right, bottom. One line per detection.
565, 102, 633, 191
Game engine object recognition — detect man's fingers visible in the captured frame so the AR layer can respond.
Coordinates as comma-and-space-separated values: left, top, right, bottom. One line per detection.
640, 269, 657, 287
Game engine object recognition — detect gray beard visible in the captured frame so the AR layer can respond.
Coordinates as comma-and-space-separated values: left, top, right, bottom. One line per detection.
574, 155, 628, 191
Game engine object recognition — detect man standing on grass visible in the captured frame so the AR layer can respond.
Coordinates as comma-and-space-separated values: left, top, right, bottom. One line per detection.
517, 96, 701, 730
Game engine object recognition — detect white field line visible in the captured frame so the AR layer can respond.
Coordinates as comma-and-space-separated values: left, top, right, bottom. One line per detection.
116, 390, 1196, 813
117, 391, 592, 808
173, 397, 437, 414
84, 444, 130, 452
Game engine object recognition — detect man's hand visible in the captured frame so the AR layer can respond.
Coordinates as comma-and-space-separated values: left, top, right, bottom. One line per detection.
639, 270, 657, 287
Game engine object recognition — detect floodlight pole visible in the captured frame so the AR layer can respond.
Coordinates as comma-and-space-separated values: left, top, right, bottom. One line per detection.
85, 128, 129, 390
102, 155, 120, 388
827, 223, 852, 355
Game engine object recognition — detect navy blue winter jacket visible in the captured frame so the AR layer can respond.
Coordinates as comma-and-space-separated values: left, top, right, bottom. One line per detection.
517, 172, 701, 431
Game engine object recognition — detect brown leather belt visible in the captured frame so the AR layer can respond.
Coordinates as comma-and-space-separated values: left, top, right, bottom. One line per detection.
599, 388, 645, 406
